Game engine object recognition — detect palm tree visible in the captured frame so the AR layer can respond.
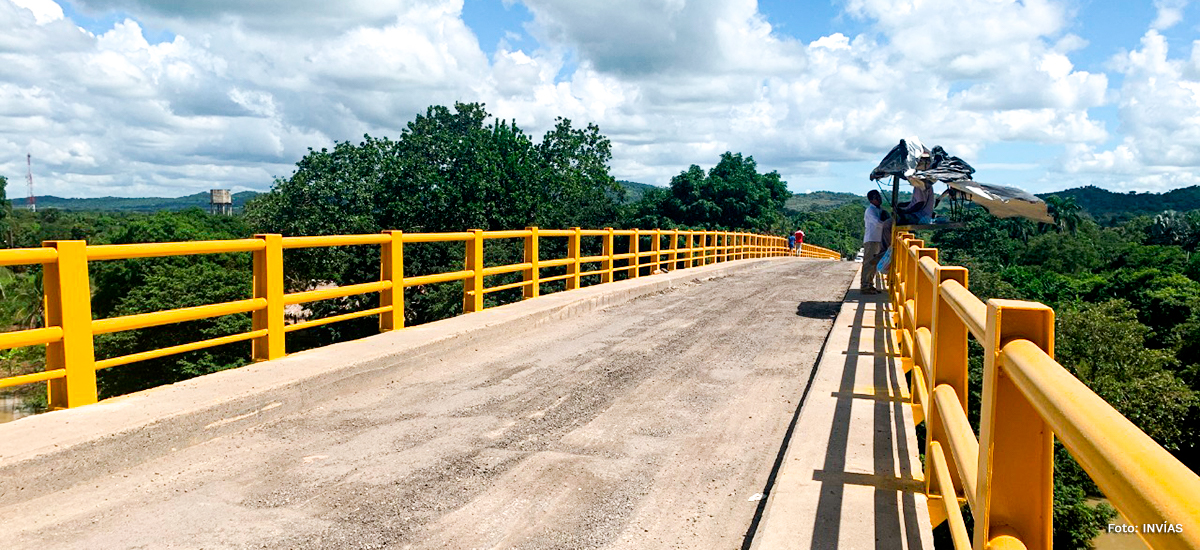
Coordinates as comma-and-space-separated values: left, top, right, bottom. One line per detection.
1044, 195, 1083, 234
1149, 210, 1191, 246
0, 268, 43, 330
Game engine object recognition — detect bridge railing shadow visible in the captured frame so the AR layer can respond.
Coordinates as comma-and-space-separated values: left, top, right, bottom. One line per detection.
808, 287, 926, 549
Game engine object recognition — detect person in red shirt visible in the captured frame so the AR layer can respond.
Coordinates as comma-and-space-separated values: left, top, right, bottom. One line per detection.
793, 229, 805, 254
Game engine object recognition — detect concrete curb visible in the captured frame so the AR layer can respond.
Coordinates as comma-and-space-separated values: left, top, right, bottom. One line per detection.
0, 257, 812, 506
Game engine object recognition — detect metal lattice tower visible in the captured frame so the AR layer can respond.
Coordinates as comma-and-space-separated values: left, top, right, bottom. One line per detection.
26, 154, 35, 213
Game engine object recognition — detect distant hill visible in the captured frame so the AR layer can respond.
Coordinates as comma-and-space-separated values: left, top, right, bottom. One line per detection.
616, 180, 659, 203
784, 191, 864, 213
9, 191, 261, 212
1039, 185, 1200, 224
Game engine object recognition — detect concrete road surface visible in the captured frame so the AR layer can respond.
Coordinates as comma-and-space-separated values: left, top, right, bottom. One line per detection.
0, 259, 857, 550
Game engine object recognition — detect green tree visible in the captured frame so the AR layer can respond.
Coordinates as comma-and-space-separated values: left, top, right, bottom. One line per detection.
1056, 300, 1196, 448
88, 210, 253, 397
1021, 228, 1102, 275
1148, 210, 1192, 246
626, 152, 789, 232
1044, 195, 1084, 234
787, 203, 864, 258
95, 261, 252, 397
930, 209, 1027, 269
245, 102, 624, 338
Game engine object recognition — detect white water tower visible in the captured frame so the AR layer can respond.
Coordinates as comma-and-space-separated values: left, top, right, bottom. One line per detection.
209, 189, 232, 215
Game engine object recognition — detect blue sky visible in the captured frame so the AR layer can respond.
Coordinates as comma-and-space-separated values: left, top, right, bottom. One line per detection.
2, 0, 1199, 198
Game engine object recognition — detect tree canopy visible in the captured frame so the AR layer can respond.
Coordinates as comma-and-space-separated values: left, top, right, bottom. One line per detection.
625, 152, 789, 232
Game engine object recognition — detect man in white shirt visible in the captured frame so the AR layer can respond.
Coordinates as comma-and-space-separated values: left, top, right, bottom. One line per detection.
862, 190, 887, 294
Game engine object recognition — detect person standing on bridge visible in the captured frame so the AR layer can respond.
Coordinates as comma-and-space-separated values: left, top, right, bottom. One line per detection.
861, 190, 887, 294
793, 229, 805, 254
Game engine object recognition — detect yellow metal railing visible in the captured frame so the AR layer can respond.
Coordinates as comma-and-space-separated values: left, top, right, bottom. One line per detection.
0, 228, 834, 410
796, 242, 841, 259
886, 230, 1200, 550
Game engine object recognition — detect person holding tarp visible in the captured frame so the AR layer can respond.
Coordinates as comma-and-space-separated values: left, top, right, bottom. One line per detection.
871, 138, 978, 226
861, 190, 888, 294
897, 178, 936, 225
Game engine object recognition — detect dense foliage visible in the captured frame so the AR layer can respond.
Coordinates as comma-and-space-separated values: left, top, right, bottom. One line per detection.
243, 102, 626, 348
786, 203, 865, 258
0, 207, 251, 405
624, 152, 790, 232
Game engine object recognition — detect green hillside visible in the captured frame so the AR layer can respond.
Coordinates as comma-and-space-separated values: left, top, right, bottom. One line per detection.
1040, 185, 1200, 224
9, 191, 261, 212
616, 180, 658, 203
784, 191, 863, 213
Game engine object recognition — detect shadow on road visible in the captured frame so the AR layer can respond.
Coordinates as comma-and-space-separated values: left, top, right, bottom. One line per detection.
795, 301, 841, 320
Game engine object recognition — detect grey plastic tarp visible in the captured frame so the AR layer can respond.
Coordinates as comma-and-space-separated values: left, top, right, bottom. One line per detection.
945, 181, 1054, 224
869, 137, 1053, 224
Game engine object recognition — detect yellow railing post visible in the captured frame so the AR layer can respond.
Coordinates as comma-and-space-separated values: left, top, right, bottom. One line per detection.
651, 229, 661, 272
926, 265, 970, 498
905, 239, 925, 309
601, 227, 614, 283
700, 230, 710, 265
737, 233, 744, 260
686, 230, 696, 267
43, 240, 97, 409
914, 249, 938, 329
890, 232, 913, 324
379, 230, 404, 331
668, 229, 679, 270
628, 228, 640, 278
567, 227, 581, 290
252, 233, 285, 361
909, 247, 937, 422
524, 226, 540, 298
975, 299, 1055, 550
463, 229, 485, 313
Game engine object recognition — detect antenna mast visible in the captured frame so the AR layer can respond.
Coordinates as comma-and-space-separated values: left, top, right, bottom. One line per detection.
26, 154, 35, 213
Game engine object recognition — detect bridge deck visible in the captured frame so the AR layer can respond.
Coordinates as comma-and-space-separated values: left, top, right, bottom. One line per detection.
0, 259, 876, 550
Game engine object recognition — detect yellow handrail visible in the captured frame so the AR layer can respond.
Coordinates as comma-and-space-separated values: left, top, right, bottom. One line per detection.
885, 229, 1200, 550
0, 227, 817, 411
797, 242, 841, 259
